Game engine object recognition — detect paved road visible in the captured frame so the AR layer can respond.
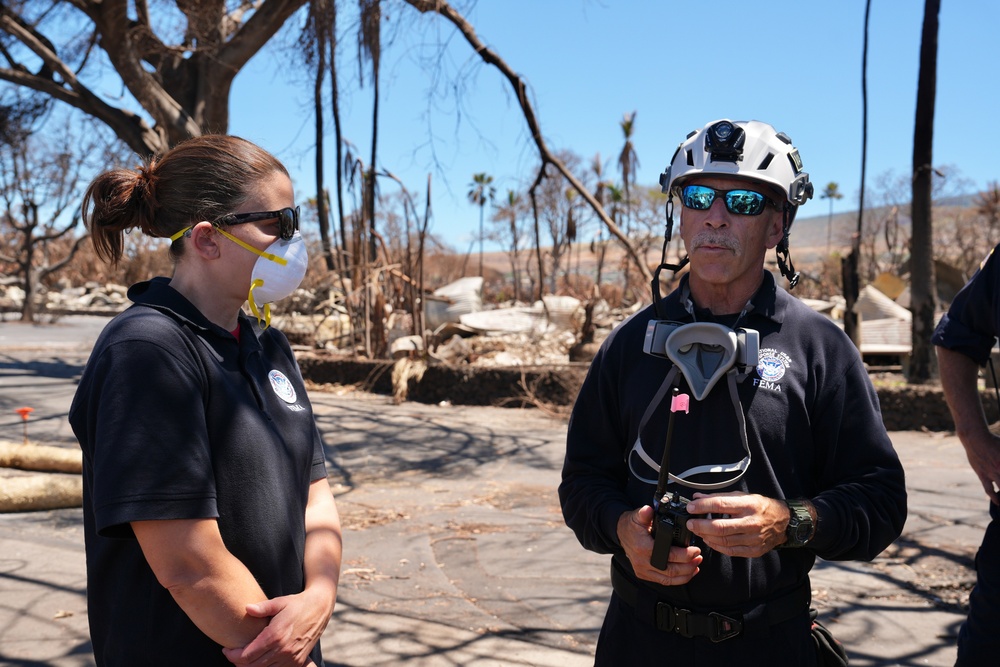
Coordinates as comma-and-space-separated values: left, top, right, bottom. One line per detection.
0, 315, 985, 666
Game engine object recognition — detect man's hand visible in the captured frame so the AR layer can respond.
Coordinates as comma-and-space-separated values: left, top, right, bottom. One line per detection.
960, 430, 1000, 505
684, 492, 788, 557
222, 587, 333, 667
617, 506, 702, 586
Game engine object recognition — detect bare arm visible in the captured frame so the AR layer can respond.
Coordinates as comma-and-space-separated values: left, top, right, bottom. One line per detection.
223, 478, 342, 666
131, 518, 270, 649
302, 477, 343, 606
937, 345, 1000, 504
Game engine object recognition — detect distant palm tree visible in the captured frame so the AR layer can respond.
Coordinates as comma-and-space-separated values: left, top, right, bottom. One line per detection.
591, 152, 607, 210
820, 182, 843, 256
467, 172, 495, 277
606, 184, 624, 228
617, 112, 639, 232
565, 186, 579, 282
606, 183, 625, 291
497, 189, 523, 301
591, 153, 609, 288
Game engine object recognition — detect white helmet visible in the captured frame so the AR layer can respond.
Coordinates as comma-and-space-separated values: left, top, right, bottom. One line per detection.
660, 119, 813, 213
657, 119, 814, 288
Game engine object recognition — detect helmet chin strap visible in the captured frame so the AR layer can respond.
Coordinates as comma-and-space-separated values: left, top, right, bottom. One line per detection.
775, 204, 799, 288
652, 196, 689, 319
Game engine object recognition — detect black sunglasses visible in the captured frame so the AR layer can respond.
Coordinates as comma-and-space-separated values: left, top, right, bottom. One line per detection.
214, 206, 300, 240
680, 185, 775, 216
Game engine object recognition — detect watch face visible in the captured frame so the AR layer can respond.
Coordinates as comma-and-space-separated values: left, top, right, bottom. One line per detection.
793, 522, 811, 542
787, 501, 813, 545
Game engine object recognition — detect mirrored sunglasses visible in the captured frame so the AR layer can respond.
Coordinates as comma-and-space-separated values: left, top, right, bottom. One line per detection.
680, 185, 773, 216
215, 206, 300, 240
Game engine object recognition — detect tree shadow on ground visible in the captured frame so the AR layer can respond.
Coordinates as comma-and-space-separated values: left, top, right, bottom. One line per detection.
313, 396, 565, 493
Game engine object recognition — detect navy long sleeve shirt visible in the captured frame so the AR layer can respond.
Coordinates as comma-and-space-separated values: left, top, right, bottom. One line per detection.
559, 272, 907, 609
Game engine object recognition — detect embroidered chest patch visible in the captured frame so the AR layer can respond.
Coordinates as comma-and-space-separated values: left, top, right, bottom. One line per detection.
754, 348, 792, 391
268, 369, 298, 404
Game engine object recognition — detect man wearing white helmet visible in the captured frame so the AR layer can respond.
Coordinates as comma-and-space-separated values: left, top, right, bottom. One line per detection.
559, 119, 907, 665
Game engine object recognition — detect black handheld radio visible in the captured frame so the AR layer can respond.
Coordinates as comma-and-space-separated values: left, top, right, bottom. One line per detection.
649, 388, 693, 570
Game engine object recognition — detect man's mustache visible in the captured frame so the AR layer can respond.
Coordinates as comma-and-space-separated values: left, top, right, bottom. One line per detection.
690, 232, 740, 253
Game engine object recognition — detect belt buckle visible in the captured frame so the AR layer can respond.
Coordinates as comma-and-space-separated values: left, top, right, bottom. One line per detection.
655, 603, 743, 642
655, 603, 693, 637
655, 602, 678, 633
709, 612, 743, 642
673, 607, 691, 637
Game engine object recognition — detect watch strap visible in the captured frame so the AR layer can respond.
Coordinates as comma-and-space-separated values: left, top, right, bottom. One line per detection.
784, 499, 814, 548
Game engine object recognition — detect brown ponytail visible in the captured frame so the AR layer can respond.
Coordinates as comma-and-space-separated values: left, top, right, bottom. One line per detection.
82, 135, 288, 267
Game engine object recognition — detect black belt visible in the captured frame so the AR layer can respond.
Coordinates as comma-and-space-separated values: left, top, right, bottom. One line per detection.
610, 560, 810, 642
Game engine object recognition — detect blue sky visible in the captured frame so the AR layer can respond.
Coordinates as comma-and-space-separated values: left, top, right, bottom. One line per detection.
229, 0, 999, 251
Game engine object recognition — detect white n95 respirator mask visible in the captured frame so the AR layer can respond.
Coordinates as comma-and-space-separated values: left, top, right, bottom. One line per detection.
249, 233, 309, 303
213, 227, 309, 329
247, 232, 309, 328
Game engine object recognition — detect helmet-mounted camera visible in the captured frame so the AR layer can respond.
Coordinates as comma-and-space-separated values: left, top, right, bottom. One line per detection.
704, 120, 746, 162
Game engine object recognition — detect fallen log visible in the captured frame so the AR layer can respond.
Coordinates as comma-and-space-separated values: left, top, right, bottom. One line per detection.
0, 440, 82, 474
0, 474, 83, 512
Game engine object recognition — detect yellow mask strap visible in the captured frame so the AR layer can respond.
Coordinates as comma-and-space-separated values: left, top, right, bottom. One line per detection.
247, 278, 271, 330
170, 225, 290, 268
214, 227, 289, 266
169, 226, 192, 242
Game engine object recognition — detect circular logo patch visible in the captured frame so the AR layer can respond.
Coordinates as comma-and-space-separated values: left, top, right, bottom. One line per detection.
268, 369, 297, 404
757, 353, 787, 382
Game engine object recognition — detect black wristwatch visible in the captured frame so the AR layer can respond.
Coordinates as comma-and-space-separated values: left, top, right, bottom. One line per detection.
784, 499, 814, 548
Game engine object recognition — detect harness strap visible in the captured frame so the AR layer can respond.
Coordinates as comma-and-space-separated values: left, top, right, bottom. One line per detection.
628, 367, 751, 490
610, 560, 810, 642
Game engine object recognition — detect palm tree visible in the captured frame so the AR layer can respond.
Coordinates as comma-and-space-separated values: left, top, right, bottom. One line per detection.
302, 0, 337, 271
820, 182, 843, 256
617, 112, 639, 233
909, 0, 941, 383
467, 172, 496, 277
591, 152, 608, 210
497, 189, 523, 301
607, 183, 626, 293
591, 153, 609, 289
329, 3, 348, 272
844, 0, 872, 350
359, 0, 381, 264
565, 186, 579, 284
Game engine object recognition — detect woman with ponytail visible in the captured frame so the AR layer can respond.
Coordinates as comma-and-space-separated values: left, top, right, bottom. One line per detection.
71, 135, 341, 666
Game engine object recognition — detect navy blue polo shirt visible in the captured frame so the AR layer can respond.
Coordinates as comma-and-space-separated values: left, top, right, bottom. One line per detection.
560, 272, 907, 612
932, 244, 1000, 362
70, 278, 328, 666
